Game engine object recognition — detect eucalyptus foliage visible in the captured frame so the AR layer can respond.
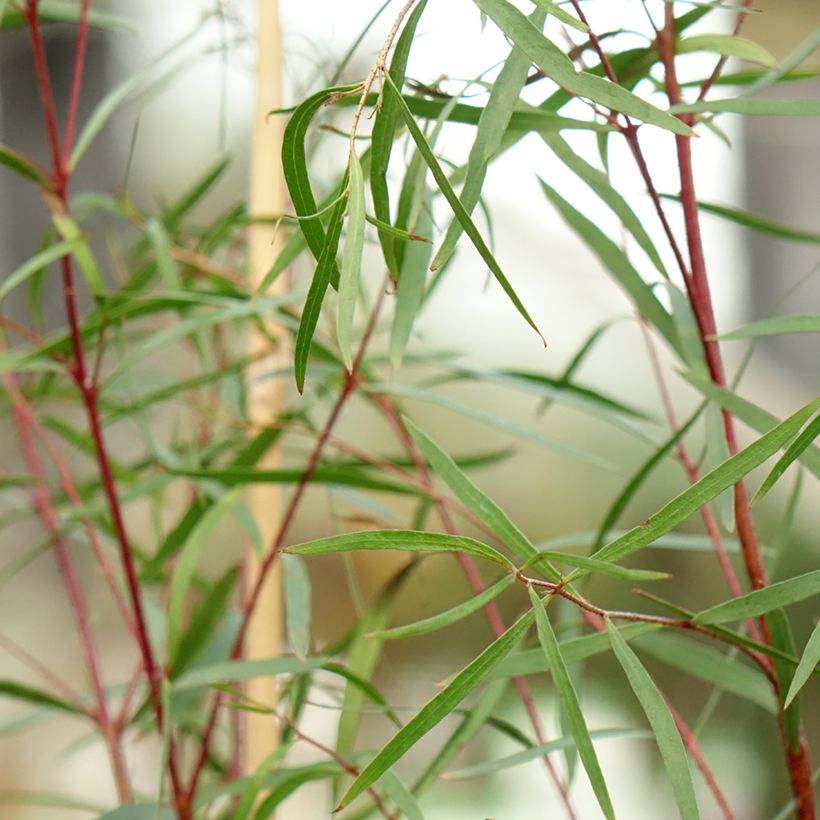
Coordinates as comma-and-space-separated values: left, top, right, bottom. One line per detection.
0, 2, 819, 819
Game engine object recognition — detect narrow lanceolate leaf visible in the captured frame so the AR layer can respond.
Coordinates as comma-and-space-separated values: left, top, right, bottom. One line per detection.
384, 72, 545, 345
531, 0, 587, 32
542, 134, 666, 277
294, 189, 348, 393
166, 489, 242, 660
0, 680, 85, 716
672, 98, 820, 117
281, 83, 360, 262
677, 34, 776, 67
0, 240, 77, 304
784, 619, 820, 708
337, 151, 366, 371
0, 144, 51, 187
527, 551, 669, 582
473, 0, 694, 136
51, 214, 105, 296
432, 7, 543, 271
634, 632, 775, 713
721, 315, 820, 340
661, 195, 820, 244
282, 554, 311, 659
538, 179, 680, 355
752, 413, 820, 504
390, 195, 433, 368
680, 373, 820, 480
607, 621, 699, 820
369, 0, 428, 277
285, 529, 514, 570
405, 419, 558, 577
144, 217, 180, 290
529, 588, 615, 820
368, 575, 515, 640
172, 656, 327, 692
587, 397, 820, 570
337, 609, 534, 810
767, 610, 802, 751
694, 569, 820, 625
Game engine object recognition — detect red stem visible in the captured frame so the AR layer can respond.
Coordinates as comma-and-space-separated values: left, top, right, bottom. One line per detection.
657, 9, 814, 818
4, 373, 131, 802
62, 0, 91, 168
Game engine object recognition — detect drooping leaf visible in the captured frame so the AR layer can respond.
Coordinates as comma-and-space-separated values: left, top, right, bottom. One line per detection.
432, 7, 544, 271
172, 656, 327, 692
607, 621, 699, 820
337, 609, 534, 810
529, 588, 615, 819
0, 680, 85, 717
542, 133, 667, 277
694, 569, 820, 625
294, 188, 348, 392
384, 71, 545, 345
0, 240, 76, 305
280, 83, 360, 262
337, 151, 366, 371
0, 144, 51, 187
282, 554, 311, 659
369, 0, 429, 277
538, 179, 681, 355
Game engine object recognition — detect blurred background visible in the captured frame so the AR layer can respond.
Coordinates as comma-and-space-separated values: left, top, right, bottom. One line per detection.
0, 1, 818, 817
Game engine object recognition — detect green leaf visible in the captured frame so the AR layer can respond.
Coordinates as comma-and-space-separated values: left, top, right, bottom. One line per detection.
588, 397, 820, 570
405, 419, 555, 573
694, 569, 820, 625
767, 609, 802, 751
538, 179, 680, 355
0, 144, 51, 187
473, 0, 694, 136
390, 194, 433, 368
70, 23, 204, 170
661, 195, 820, 244
0, 0, 135, 32
0, 680, 84, 717
0, 240, 76, 305
784, 619, 820, 708
281, 84, 360, 263
529, 551, 669, 582
283, 554, 311, 659
721, 315, 820, 340
145, 218, 180, 290
368, 575, 514, 640
380, 771, 423, 820
744, 26, 820, 95
337, 151, 366, 371
166, 489, 242, 660
432, 7, 543, 272
163, 154, 230, 231
607, 621, 699, 820
530, 0, 587, 32
172, 656, 327, 692
672, 98, 820, 117
286, 529, 514, 569
680, 373, 820, 481
369, 0, 429, 278
443, 728, 648, 780
384, 71, 545, 345
677, 34, 776, 67
529, 588, 614, 819
542, 133, 667, 278
634, 632, 775, 713
752, 413, 820, 504
294, 188, 348, 392
51, 214, 105, 296
337, 609, 534, 810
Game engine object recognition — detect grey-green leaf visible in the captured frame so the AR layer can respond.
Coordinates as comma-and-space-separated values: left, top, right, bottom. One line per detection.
529, 588, 615, 819
608, 621, 699, 820
784, 619, 820, 708
337, 151, 366, 371
337, 609, 534, 810
694, 569, 820, 625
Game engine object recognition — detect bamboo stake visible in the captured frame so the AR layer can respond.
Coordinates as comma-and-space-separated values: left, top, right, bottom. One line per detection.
245, 0, 286, 774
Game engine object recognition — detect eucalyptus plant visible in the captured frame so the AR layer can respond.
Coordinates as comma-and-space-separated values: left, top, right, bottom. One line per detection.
0, 1, 819, 818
